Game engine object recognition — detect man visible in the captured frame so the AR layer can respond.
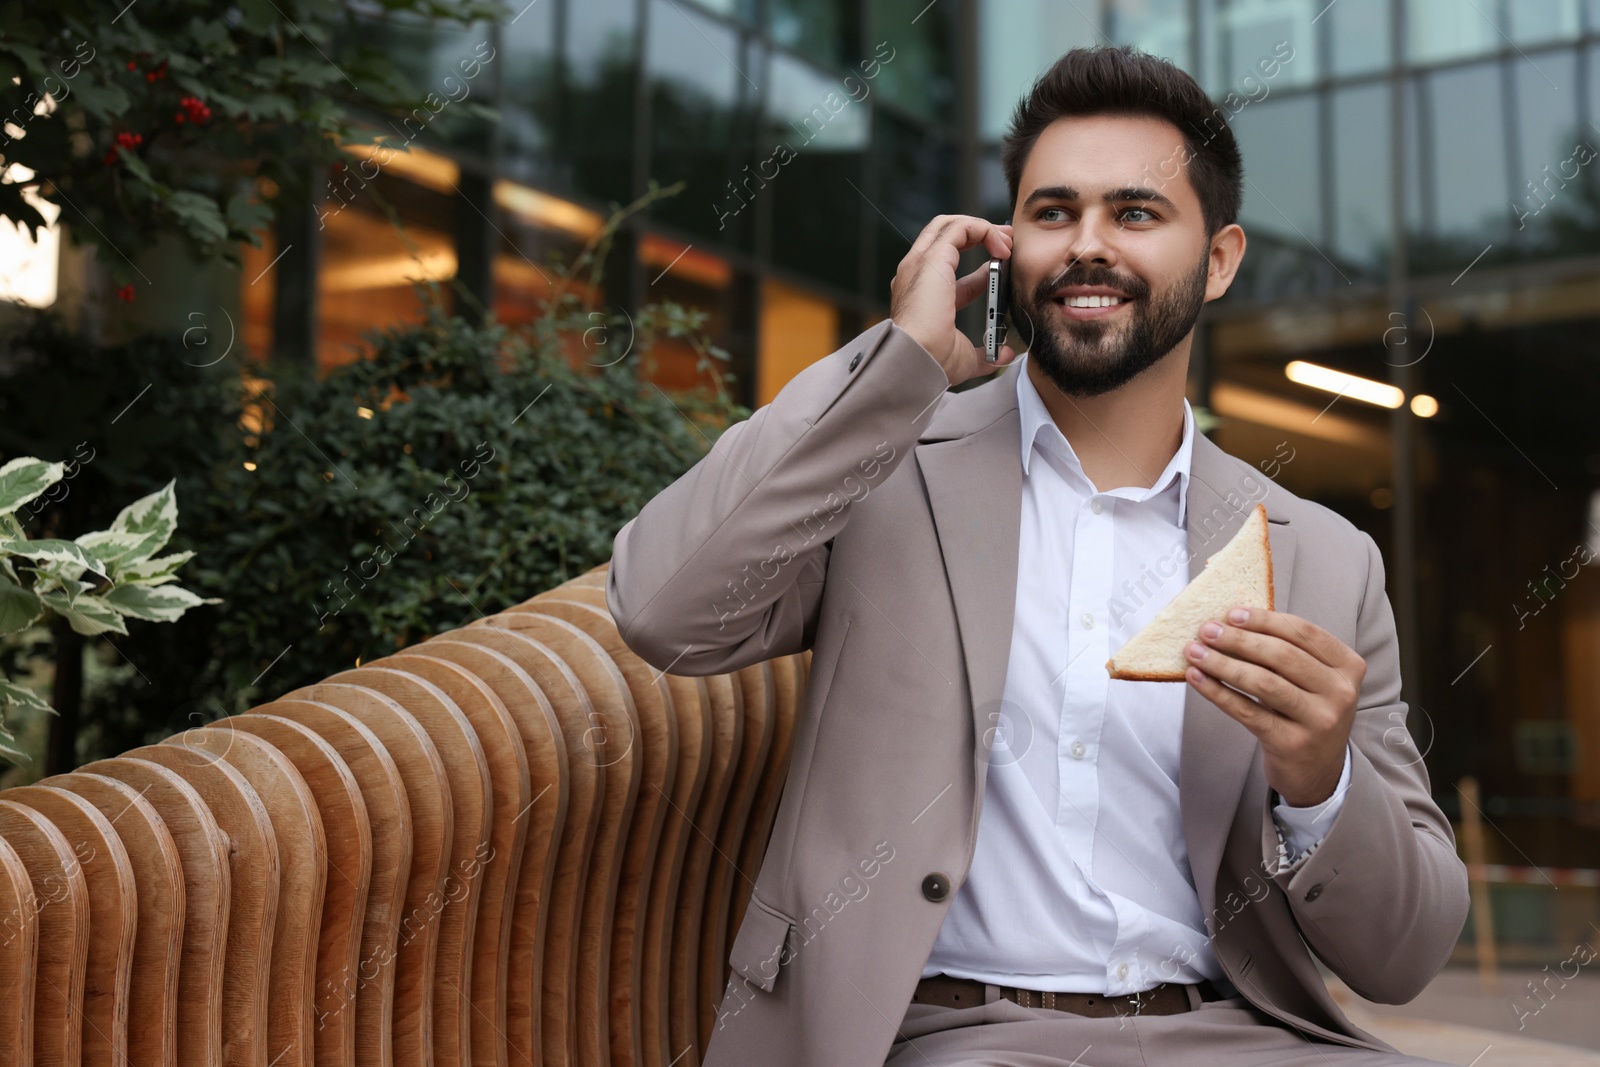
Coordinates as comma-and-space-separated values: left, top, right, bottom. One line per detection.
607, 45, 1469, 1066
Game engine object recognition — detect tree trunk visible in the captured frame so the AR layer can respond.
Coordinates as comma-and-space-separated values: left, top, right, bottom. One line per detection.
45, 616, 83, 775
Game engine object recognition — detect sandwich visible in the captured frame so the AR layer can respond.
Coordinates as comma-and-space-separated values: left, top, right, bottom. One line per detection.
1105, 502, 1274, 681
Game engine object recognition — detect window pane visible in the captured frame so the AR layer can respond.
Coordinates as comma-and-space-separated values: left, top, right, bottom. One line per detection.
1407, 0, 1502, 66
769, 0, 856, 69
318, 173, 455, 372
647, 0, 753, 241
1331, 82, 1391, 278
345, 15, 498, 153
559, 0, 638, 206
866, 0, 956, 124
1110, 0, 1192, 70
1207, 0, 1316, 93
1327, 0, 1390, 79
757, 278, 840, 404
1515, 49, 1578, 205
1233, 95, 1320, 245
1228, 94, 1326, 299
638, 234, 736, 394
977, 0, 1104, 141
765, 53, 867, 288
871, 112, 955, 298
1426, 62, 1508, 243
1509, 0, 1581, 44
1512, 49, 1593, 254
501, 0, 557, 186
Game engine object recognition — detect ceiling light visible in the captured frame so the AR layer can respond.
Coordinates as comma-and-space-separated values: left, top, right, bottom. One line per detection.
1409, 394, 1438, 417
1284, 361, 1404, 409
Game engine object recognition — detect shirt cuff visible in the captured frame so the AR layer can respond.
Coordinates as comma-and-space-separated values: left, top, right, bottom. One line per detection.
1270, 743, 1352, 869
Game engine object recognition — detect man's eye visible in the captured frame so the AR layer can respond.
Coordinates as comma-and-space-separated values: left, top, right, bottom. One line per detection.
1038, 207, 1067, 222
1122, 206, 1156, 222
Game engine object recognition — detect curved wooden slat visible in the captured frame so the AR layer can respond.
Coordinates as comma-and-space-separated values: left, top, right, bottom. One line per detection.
372, 651, 531, 1067
415, 637, 570, 1067
529, 594, 714, 1067
120, 744, 279, 1067
261, 699, 416, 1067
316, 666, 491, 1067
433, 627, 603, 1067
0, 833, 36, 1067
4, 786, 137, 1067
161, 728, 326, 1067
0, 798, 89, 1067
467, 613, 639, 1067
672, 673, 742, 1066
271, 688, 449, 1067
75, 759, 229, 1067
210, 715, 373, 1067
48, 772, 184, 1067
698, 663, 775, 1052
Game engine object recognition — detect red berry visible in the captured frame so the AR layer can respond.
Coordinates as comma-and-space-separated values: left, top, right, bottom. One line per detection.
116, 284, 135, 303
126, 60, 136, 71
175, 113, 184, 123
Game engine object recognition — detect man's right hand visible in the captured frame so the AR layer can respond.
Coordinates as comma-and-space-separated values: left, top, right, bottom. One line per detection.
889, 214, 1020, 388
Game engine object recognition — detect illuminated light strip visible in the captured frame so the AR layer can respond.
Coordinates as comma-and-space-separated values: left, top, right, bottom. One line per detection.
1284, 360, 1404, 409
493, 180, 604, 239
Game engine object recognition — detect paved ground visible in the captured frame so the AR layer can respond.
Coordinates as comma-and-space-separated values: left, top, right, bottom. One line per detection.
1324, 965, 1600, 1066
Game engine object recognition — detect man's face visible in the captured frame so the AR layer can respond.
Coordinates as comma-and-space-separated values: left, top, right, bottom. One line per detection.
1009, 114, 1239, 398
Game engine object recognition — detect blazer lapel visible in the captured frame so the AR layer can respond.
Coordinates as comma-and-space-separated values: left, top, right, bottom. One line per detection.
1180, 433, 1298, 905
916, 375, 1024, 815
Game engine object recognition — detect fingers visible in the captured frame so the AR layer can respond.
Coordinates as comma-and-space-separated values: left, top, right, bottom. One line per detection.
1194, 618, 1333, 698
1230, 608, 1365, 678
1186, 641, 1314, 723
1184, 665, 1283, 741
907, 214, 1011, 270
954, 263, 989, 308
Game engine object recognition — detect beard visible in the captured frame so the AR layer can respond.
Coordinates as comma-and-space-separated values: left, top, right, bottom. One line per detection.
1012, 248, 1211, 398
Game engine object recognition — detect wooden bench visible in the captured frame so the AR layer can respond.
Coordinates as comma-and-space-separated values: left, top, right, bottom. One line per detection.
0, 561, 806, 1067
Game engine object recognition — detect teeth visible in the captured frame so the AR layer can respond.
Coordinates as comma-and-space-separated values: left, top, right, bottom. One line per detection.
1064, 295, 1127, 308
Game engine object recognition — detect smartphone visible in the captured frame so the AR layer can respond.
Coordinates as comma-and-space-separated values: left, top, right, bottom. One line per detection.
984, 254, 1011, 363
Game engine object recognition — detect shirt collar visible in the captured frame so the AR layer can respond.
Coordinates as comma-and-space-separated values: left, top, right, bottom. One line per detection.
1014, 351, 1195, 528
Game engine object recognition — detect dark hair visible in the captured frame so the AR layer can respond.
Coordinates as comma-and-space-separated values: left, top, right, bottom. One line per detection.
1000, 45, 1244, 238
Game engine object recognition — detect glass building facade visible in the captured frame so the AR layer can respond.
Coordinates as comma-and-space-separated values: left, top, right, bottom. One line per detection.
241, 0, 1600, 960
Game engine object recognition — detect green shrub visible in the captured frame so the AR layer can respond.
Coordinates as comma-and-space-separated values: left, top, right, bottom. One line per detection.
0, 294, 747, 769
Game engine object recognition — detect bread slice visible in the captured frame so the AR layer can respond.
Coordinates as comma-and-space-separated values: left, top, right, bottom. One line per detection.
1105, 502, 1274, 681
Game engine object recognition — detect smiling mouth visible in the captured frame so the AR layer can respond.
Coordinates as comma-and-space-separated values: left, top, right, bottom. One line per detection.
1052, 294, 1134, 318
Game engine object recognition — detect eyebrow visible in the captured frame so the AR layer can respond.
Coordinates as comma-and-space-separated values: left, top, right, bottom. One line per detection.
1021, 184, 1179, 214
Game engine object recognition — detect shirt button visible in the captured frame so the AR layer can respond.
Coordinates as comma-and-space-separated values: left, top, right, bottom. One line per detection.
1304, 883, 1323, 902
1090, 498, 1104, 515
848, 351, 863, 371
1079, 612, 1095, 630
1070, 740, 1086, 759
922, 872, 951, 902
1117, 963, 1130, 980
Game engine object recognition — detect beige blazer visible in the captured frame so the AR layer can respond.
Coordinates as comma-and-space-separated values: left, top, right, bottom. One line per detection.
607, 319, 1471, 1067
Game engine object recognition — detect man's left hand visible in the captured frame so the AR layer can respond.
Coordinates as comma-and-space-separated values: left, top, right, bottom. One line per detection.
1183, 607, 1364, 808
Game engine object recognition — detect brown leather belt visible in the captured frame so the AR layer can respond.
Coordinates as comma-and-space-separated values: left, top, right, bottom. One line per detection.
912, 974, 1225, 1018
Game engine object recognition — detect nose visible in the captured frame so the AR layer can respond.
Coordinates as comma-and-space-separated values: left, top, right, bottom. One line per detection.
1062, 206, 1120, 272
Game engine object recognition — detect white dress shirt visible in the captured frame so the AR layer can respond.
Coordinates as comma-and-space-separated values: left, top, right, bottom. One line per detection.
921, 353, 1352, 996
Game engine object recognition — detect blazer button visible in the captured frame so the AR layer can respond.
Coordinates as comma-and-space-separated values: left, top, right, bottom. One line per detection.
922, 872, 950, 902
848, 351, 863, 371
1304, 883, 1323, 902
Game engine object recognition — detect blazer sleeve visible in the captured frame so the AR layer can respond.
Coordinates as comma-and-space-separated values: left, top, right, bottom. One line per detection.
606, 319, 951, 676
1258, 529, 1471, 1004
